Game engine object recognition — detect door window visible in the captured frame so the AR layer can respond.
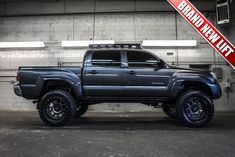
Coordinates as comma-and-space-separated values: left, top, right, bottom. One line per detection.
92, 51, 121, 67
127, 51, 160, 68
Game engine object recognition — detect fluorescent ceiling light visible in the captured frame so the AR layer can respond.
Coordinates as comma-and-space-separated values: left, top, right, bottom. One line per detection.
142, 40, 197, 47
0, 42, 45, 48
62, 40, 115, 47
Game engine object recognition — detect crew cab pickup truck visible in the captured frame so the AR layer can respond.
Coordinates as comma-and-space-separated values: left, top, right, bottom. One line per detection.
14, 44, 222, 127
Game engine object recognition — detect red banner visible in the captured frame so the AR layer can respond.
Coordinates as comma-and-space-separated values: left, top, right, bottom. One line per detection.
168, 0, 235, 69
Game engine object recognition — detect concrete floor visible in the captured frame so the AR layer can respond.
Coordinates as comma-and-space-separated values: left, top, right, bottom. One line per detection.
1, 111, 235, 157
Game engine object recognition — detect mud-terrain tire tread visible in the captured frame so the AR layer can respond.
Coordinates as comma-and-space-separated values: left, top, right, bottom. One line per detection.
175, 90, 214, 127
38, 90, 76, 126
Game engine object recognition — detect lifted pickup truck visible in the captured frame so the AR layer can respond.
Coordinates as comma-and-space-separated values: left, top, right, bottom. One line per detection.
14, 44, 222, 127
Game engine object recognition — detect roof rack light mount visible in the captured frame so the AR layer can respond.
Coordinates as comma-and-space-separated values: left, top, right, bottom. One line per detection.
89, 44, 142, 49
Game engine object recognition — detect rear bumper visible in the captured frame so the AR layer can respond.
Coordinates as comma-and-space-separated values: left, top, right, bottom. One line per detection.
13, 83, 22, 97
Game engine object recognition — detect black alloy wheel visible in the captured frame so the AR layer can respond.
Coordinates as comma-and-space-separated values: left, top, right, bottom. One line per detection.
176, 90, 214, 127
38, 90, 76, 126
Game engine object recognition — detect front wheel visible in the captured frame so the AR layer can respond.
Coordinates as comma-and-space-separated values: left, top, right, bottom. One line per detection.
38, 90, 76, 126
176, 90, 214, 127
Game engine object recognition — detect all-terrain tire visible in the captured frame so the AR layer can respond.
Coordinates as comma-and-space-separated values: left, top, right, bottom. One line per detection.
38, 90, 76, 126
176, 90, 214, 127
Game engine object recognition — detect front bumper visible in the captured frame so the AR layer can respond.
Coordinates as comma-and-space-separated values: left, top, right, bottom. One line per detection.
13, 83, 22, 97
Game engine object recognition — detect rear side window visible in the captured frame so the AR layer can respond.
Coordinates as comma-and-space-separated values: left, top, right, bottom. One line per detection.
127, 51, 159, 68
92, 51, 121, 67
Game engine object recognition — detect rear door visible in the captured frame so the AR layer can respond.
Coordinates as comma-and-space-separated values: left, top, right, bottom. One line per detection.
83, 50, 126, 97
123, 50, 170, 97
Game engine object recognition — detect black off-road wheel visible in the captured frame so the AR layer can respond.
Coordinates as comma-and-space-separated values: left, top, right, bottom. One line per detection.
38, 90, 76, 126
74, 104, 88, 118
162, 104, 177, 118
176, 90, 214, 127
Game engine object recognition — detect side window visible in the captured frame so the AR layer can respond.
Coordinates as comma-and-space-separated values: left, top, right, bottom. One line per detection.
127, 51, 160, 68
92, 51, 121, 67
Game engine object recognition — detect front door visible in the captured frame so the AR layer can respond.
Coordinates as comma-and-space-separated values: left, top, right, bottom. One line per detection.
123, 50, 170, 97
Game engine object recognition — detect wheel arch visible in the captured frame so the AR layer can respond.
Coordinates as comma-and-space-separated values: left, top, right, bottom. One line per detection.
179, 81, 212, 97
169, 80, 213, 100
37, 74, 83, 100
40, 80, 75, 97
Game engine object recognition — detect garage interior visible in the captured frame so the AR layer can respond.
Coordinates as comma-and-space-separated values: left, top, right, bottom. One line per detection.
0, 0, 235, 156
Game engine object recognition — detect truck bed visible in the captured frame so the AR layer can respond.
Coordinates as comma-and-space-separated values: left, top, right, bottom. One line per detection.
18, 66, 82, 99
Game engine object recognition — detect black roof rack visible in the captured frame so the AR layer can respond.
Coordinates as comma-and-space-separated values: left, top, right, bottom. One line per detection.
89, 44, 142, 49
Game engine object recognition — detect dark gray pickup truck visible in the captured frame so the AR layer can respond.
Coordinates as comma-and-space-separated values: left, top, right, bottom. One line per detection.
14, 44, 222, 127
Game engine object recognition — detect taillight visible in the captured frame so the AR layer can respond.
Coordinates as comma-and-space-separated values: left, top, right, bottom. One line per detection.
16, 71, 20, 82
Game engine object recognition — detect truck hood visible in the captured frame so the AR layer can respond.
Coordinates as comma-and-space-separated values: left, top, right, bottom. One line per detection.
168, 66, 216, 83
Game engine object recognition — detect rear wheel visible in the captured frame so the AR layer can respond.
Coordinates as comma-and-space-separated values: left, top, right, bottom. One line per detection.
176, 90, 214, 127
162, 104, 177, 118
38, 90, 76, 126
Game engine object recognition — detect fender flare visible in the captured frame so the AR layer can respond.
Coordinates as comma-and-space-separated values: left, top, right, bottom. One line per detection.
168, 75, 213, 99
35, 71, 83, 99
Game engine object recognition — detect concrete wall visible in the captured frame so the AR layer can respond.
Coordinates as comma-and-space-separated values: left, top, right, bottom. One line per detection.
0, 0, 235, 111
0, 0, 215, 16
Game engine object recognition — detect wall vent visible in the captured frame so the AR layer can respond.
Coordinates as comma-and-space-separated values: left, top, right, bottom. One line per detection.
216, 0, 231, 25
